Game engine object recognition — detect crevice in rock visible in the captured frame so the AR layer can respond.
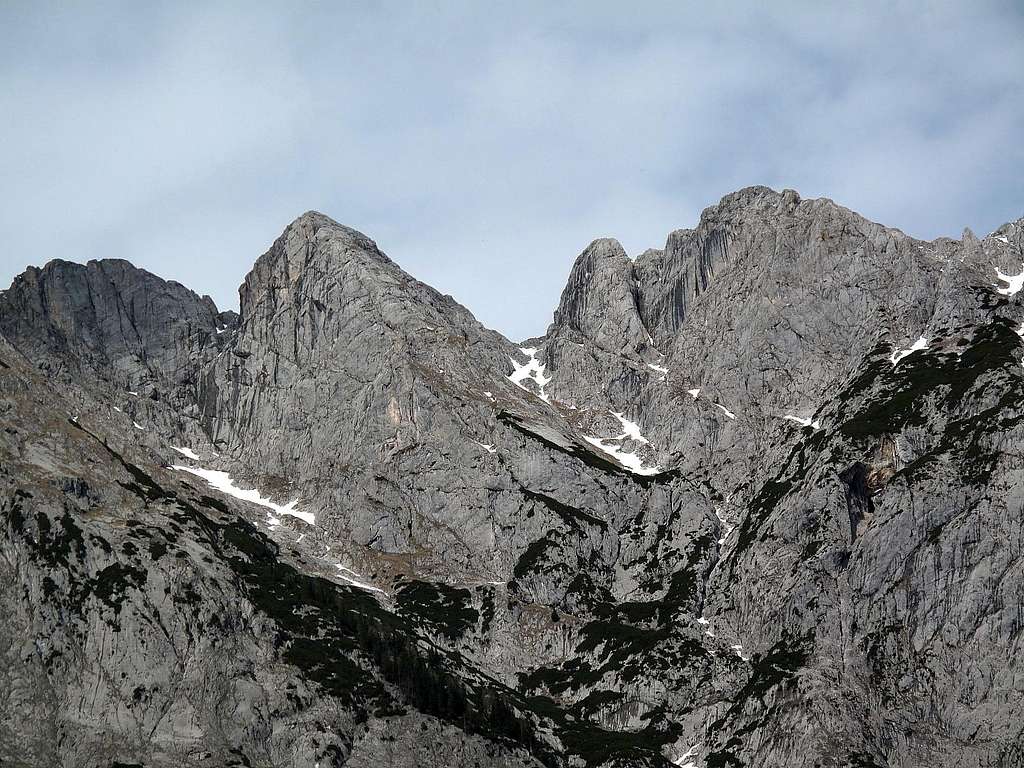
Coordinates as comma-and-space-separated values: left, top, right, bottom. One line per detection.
838, 462, 875, 541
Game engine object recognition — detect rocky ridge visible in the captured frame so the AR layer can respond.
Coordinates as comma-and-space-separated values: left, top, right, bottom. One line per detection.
1, 187, 1022, 767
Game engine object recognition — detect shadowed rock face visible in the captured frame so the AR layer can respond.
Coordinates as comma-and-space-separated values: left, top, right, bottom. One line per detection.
0, 258, 224, 385
1, 188, 1023, 768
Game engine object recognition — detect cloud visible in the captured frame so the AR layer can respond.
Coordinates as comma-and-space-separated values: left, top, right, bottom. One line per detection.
1, 1, 1022, 340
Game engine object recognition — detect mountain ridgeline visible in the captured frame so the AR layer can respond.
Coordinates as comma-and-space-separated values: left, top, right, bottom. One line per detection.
1, 186, 1023, 768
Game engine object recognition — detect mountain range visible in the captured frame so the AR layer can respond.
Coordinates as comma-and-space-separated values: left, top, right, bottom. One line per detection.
1, 185, 1022, 767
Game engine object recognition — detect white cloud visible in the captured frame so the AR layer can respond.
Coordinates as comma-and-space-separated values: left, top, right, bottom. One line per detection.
1, 1, 1022, 340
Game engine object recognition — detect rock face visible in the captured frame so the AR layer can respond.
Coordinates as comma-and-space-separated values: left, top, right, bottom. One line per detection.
551, 237, 653, 357
1, 188, 1023, 768
0, 257, 227, 387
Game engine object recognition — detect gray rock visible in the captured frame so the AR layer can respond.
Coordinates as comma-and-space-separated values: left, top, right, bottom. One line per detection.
1, 189, 1023, 767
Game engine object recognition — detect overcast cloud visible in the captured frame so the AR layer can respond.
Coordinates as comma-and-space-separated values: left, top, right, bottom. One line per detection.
1, 2, 1022, 340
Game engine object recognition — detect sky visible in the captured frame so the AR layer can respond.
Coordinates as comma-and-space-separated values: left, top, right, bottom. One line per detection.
1, 2, 1022, 341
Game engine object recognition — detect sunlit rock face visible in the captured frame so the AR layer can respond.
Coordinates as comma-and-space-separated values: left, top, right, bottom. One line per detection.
1, 189, 1022, 768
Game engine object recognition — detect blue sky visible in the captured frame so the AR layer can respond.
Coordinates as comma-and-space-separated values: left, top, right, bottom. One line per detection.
2, 1, 1022, 340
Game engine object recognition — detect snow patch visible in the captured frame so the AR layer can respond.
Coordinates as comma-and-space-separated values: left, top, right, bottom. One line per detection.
647, 363, 668, 374
994, 235, 1010, 244
477, 441, 497, 454
714, 507, 734, 545
583, 436, 660, 476
508, 347, 551, 402
335, 564, 386, 594
610, 412, 648, 444
890, 336, 929, 366
582, 411, 661, 475
782, 415, 821, 430
687, 388, 700, 399
171, 446, 201, 461
673, 743, 701, 767
996, 264, 1024, 296
714, 403, 736, 419
133, 421, 144, 431
170, 465, 316, 526
113, 406, 121, 412
731, 644, 751, 662
127, 391, 138, 396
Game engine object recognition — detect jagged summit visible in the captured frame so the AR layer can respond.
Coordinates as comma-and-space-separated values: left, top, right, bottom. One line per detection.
292, 208, 344, 226
9, 256, 205, 297
239, 210, 392, 317
0, 255, 220, 386
233, 206, 499, 351
548, 237, 650, 356
236, 207, 524, 323
706, 183, 793, 209
283, 209, 383, 252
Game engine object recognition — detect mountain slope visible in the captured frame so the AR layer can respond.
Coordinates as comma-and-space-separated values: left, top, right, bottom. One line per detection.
1, 189, 1022, 767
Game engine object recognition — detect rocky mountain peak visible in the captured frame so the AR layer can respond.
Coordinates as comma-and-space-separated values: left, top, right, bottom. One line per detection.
231, 211, 496, 367
548, 237, 653, 355
0, 256, 219, 388
704, 183, 793, 214
238, 211, 390, 325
